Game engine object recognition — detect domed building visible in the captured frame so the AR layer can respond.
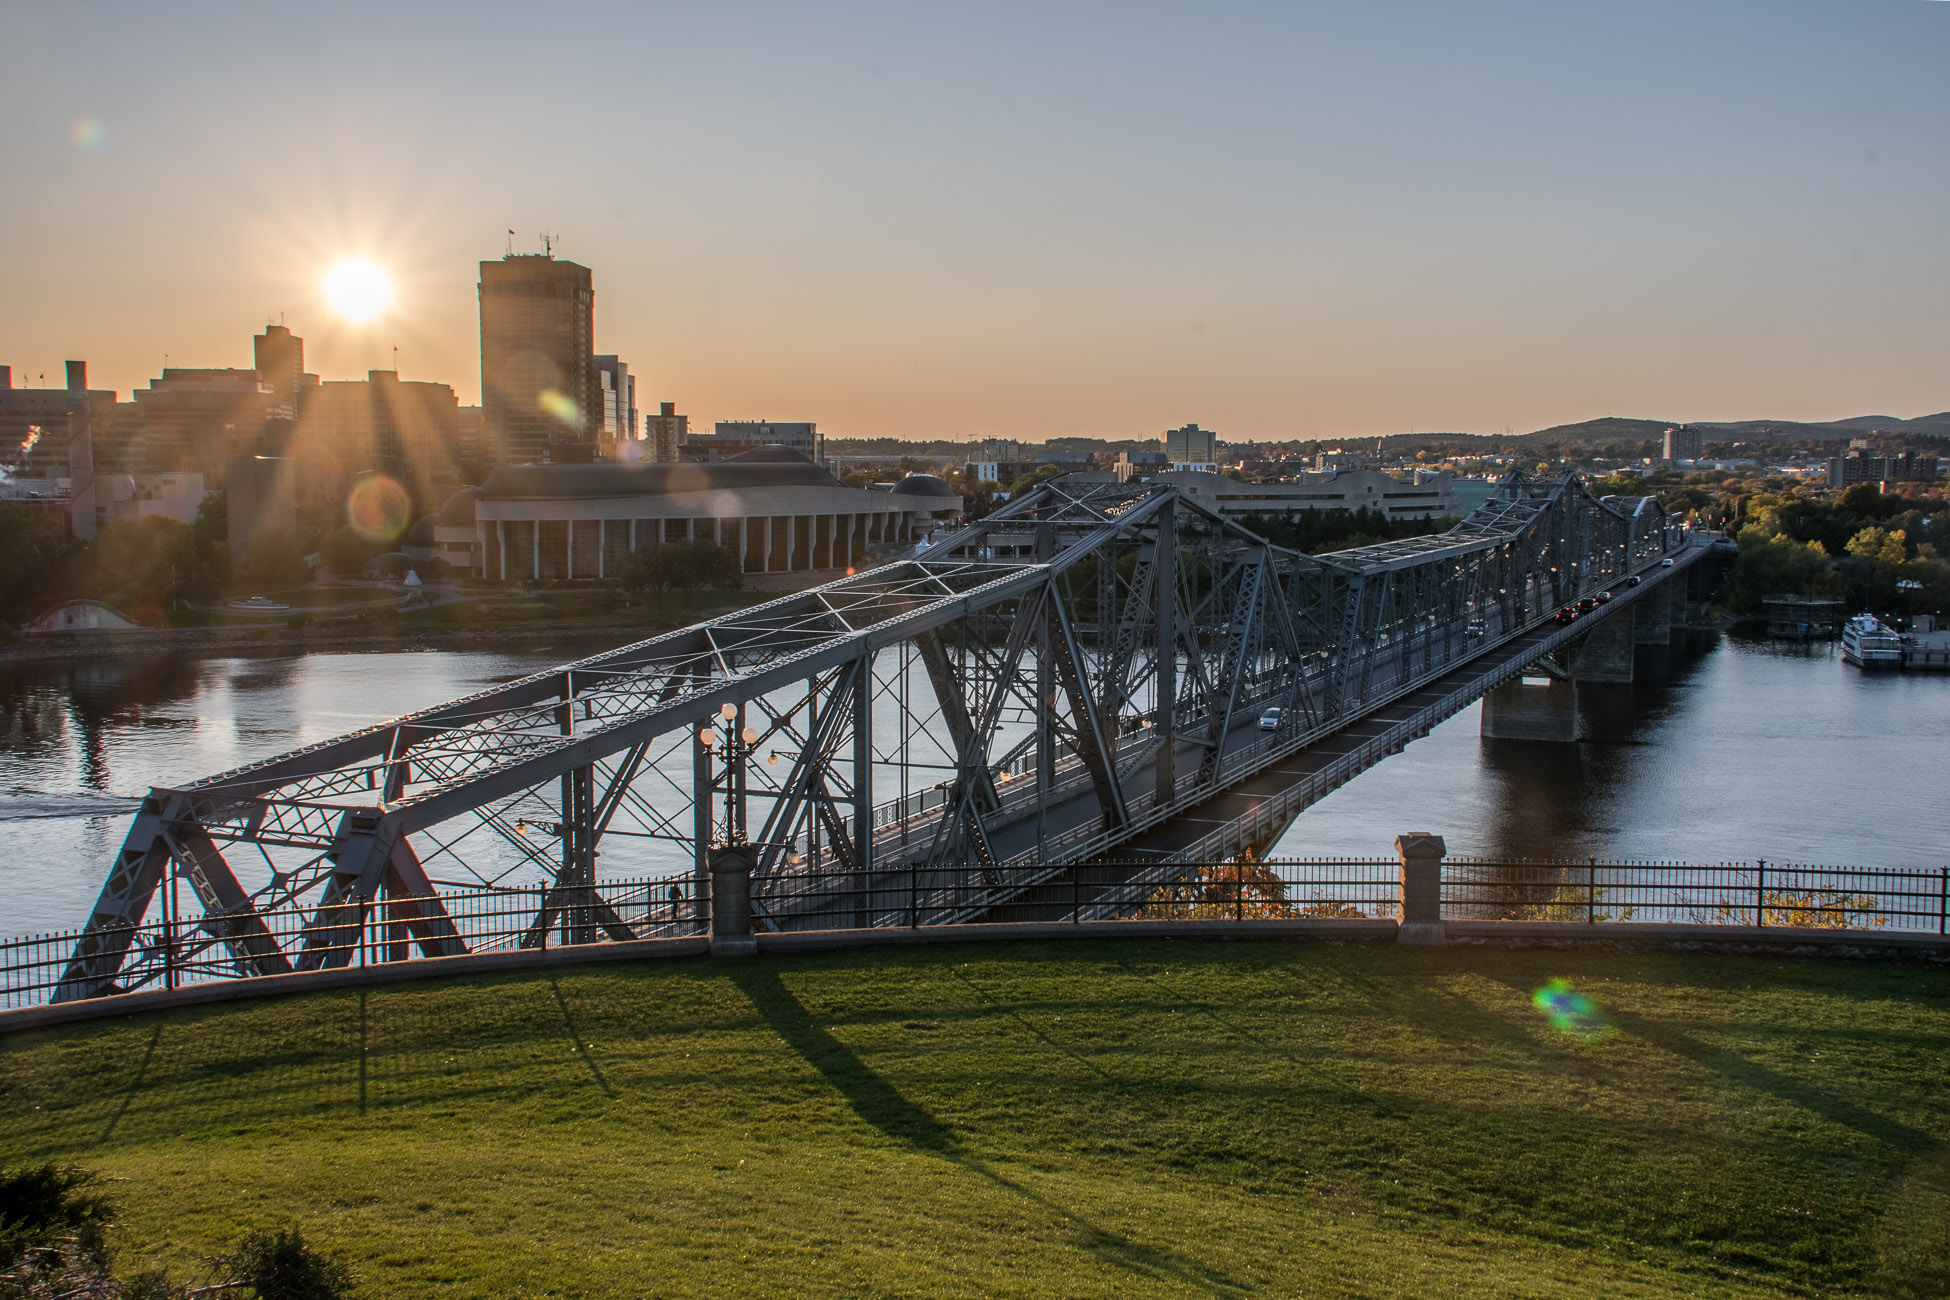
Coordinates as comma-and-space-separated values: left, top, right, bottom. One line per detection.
402, 513, 440, 567
469, 447, 960, 582
887, 473, 963, 524
433, 486, 482, 575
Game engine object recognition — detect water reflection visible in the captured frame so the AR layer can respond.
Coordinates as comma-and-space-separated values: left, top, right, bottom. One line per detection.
2, 632, 1945, 939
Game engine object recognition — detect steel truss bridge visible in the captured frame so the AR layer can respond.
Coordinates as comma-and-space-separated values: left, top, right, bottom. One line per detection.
52, 469, 1698, 1002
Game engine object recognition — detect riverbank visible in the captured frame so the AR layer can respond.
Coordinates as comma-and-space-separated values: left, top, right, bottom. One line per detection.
0, 620, 661, 665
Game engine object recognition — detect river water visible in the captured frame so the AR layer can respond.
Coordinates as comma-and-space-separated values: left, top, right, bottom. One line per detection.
1, 633, 1944, 938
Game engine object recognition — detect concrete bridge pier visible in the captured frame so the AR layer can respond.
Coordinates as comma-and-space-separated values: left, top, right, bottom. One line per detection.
1633, 585, 1674, 645
1570, 608, 1635, 684
1480, 676, 1578, 743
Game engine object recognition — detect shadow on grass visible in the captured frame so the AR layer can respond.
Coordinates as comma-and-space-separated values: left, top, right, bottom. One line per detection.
549, 978, 618, 1100
96, 1021, 163, 1146
730, 963, 1252, 1296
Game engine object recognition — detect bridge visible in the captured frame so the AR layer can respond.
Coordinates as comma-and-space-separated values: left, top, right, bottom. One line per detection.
50, 470, 1718, 1001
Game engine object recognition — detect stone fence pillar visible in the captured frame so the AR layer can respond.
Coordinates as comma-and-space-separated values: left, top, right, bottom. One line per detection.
709, 844, 758, 957
1394, 832, 1447, 946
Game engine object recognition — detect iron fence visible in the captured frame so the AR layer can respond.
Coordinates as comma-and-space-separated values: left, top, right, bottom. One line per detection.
4, 856, 1947, 1013
1441, 858, 1950, 933
0, 875, 706, 1012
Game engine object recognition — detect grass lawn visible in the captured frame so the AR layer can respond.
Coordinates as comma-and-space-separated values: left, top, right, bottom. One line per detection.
3, 940, 1948, 1298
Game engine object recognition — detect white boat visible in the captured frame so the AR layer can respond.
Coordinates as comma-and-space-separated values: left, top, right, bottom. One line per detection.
1841, 614, 1902, 669
226, 596, 291, 611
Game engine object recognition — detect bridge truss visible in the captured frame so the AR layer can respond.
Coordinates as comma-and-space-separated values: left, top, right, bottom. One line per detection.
53, 470, 1678, 1001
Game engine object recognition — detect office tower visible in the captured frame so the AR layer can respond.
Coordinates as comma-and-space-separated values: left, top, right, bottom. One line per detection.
593, 355, 637, 456
131, 368, 276, 484
292, 370, 461, 502
253, 324, 306, 418
645, 401, 688, 462
1163, 422, 1217, 465
478, 253, 596, 466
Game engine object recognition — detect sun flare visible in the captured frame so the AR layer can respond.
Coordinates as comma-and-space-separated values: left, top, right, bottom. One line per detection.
322, 258, 393, 324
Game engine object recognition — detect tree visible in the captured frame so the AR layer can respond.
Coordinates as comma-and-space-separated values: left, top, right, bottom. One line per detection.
1845, 525, 1907, 569
620, 540, 742, 597
0, 504, 74, 628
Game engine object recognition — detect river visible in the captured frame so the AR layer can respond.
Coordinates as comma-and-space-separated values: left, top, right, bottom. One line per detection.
1, 632, 1944, 938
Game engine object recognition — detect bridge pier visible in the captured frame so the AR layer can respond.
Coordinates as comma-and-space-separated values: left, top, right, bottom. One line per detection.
1633, 585, 1673, 644
1479, 678, 1578, 743
1570, 608, 1635, 684
708, 845, 758, 957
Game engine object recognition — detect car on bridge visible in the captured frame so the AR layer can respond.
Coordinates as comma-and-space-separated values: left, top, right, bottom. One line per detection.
1259, 707, 1283, 730
1556, 606, 1578, 624
1596, 591, 1612, 604
1626, 574, 1642, 587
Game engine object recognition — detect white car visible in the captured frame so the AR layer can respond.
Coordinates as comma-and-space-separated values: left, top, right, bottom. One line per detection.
1259, 707, 1283, 731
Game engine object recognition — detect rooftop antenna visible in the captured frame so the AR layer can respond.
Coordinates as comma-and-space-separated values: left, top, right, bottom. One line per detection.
506, 228, 514, 256
542, 230, 555, 257
392, 345, 399, 375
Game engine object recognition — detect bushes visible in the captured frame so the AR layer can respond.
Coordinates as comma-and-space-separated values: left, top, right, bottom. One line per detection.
0, 1164, 351, 1299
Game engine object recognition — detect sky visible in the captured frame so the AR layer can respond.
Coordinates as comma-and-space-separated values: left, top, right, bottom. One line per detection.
1, 0, 1945, 442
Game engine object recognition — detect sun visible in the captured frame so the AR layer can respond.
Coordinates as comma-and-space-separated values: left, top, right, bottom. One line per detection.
322, 258, 393, 324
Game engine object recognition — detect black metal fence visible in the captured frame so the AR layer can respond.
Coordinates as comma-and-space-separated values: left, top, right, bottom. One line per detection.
5, 857, 1947, 1012
1442, 858, 1950, 932
0, 876, 706, 1012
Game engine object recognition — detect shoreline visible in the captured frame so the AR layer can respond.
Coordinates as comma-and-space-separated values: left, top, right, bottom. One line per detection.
0, 621, 661, 666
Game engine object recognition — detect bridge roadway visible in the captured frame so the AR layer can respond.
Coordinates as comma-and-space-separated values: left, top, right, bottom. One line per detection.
756, 537, 1716, 928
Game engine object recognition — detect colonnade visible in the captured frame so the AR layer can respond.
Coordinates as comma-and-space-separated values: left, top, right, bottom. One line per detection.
478, 509, 933, 582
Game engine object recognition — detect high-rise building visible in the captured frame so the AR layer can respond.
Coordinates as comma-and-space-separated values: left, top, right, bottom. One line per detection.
1662, 425, 1702, 462
593, 355, 637, 457
253, 324, 307, 419
456, 405, 488, 468
290, 370, 461, 502
478, 253, 597, 467
645, 401, 688, 462
130, 368, 276, 485
1163, 422, 1217, 466
0, 363, 118, 492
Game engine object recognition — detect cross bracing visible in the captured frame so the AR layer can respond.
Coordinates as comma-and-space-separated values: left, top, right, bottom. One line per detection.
52, 470, 1683, 1001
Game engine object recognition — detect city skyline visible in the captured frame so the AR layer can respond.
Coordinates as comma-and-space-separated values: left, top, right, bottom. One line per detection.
2, 0, 1946, 440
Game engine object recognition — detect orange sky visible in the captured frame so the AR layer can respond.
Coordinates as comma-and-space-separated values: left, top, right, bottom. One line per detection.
2, 1, 1945, 441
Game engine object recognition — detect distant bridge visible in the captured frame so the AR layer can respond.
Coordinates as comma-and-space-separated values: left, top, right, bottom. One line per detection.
52, 470, 1717, 1001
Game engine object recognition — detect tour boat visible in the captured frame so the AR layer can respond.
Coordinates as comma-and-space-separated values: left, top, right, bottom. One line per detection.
1840, 614, 1902, 669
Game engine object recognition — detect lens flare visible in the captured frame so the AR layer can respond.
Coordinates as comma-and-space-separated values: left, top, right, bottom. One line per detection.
538, 388, 585, 429
346, 475, 411, 543
322, 258, 393, 324
1532, 979, 1609, 1038
71, 115, 107, 150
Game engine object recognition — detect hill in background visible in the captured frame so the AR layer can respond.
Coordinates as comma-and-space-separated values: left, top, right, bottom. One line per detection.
1524, 412, 1950, 448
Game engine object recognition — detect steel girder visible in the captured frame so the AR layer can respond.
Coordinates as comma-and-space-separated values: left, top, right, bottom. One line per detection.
52, 470, 1676, 999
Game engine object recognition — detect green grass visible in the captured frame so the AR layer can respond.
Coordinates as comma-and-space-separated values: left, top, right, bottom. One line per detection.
4, 941, 1949, 1298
